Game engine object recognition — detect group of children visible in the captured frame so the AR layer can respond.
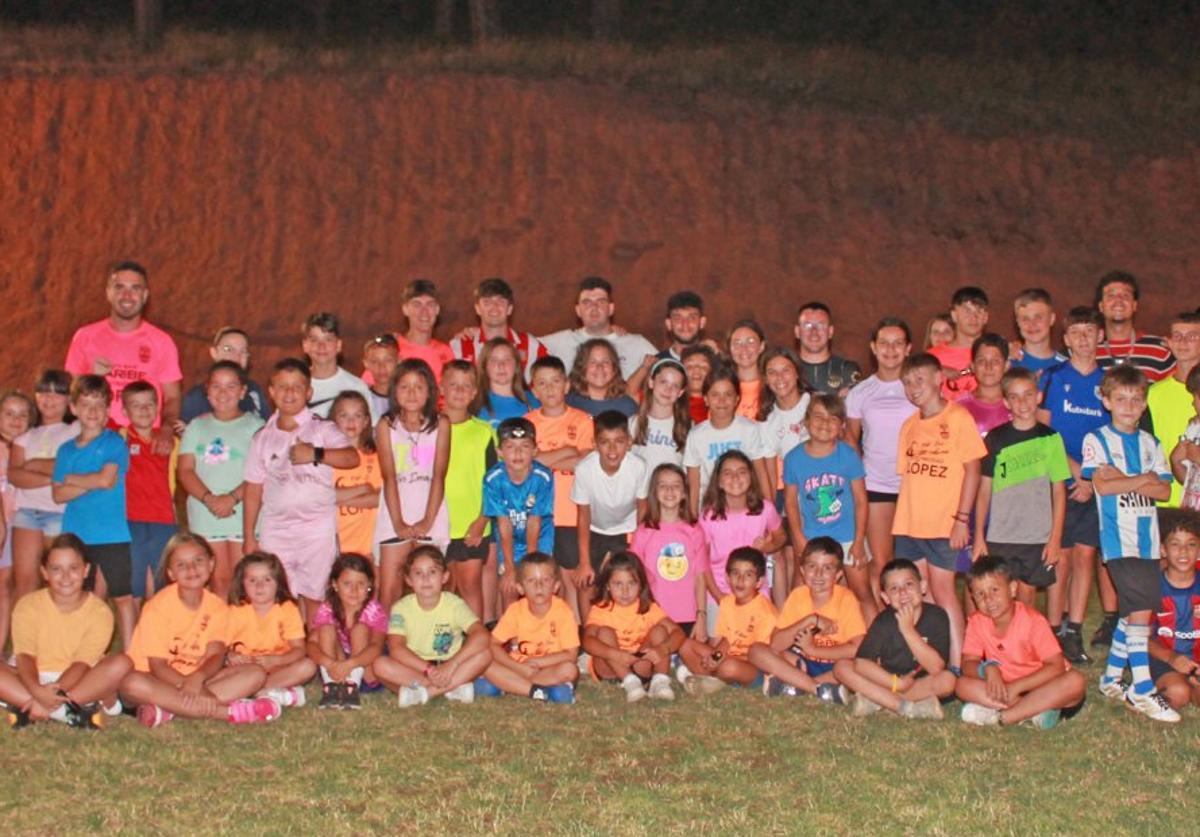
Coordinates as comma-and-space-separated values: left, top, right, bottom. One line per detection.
3, 274, 1200, 730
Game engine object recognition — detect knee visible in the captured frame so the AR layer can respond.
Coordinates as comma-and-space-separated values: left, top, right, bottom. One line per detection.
1063, 669, 1087, 701
119, 670, 151, 702
931, 670, 958, 695
746, 643, 772, 665
1162, 678, 1191, 710
594, 627, 617, 645
833, 659, 855, 682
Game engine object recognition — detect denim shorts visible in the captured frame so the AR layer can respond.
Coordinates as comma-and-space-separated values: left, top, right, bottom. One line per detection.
12, 507, 64, 537
894, 535, 959, 572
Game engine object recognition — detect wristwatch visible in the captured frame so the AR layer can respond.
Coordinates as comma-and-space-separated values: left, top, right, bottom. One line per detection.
312, 447, 325, 466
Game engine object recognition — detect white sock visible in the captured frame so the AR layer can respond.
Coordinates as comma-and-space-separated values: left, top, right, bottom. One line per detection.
650, 673, 671, 686
102, 698, 123, 717
675, 663, 693, 684
319, 666, 332, 684
349, 667, 364, 686
49, 703, 70, 723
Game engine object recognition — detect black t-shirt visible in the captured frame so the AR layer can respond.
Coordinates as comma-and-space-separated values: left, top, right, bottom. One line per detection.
856, 604, 950, 675
800, 355, 862, 395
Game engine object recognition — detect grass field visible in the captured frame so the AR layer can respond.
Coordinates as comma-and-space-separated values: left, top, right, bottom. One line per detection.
2, 668, 1197, 835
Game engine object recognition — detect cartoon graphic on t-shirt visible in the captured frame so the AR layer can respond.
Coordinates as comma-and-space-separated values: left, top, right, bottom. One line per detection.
657, 542, 689, 581
203, 437, 231, 465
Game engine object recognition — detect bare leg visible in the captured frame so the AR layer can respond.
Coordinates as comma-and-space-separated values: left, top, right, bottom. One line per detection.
0, 567, 12, 655
926, 564, 964, 667
590, 627, 631, 679
747, 643, 818, 693
844, 562, 877, 624
771, 552, 789, 608
205, 665, 267, 703
481, 544, 498, 623
1067, 545, 1096, 625
378, 542, 413, 612
262, 657, 318, 690
209, 539, 243, 599
450, 557, 484, 620
1096, 556, 1118, 615
113, 595, 136, 653
120, 671, 227, 719
865, 501, 896, 608
12, 527, 46, 598
65, 654, 133, 706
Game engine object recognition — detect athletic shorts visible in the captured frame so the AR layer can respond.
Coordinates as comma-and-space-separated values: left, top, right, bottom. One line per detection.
1105, 557, 1160, 618
894, 535, 958, 572
445, 538, 488, 563
793, 652, 835, 678
555, 528, 628, 572
866, 490, 898, 504
85, 542, 133, 598
1149, 656, 1175, 684
12, 507, 64, 537
129, 521, 176, 598
986, 542, 1057, 588
1062, 498, 1100, 549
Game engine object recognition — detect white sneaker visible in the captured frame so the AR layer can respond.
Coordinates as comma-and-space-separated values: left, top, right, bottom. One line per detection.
683, 675, 726, 697
577, 652, 591, 676
264, 687, 305, 708
622, 673, 647, 703
852, 693, 881, 717
898, 696, 944, 720
1098, 677, 1126, 700
675, 663, 693, 685
960, 702, 1001, 726
445, 682, 475, 704
647, 674, 675, 701
399, 684, 430, 708
1124, 689, 1181, 723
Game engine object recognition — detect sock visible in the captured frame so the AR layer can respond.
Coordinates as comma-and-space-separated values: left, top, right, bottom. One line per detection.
49, 703, 70, 723
1126, 623, 1154, 696
1102, 618, 1129, 685
1103, 611, 1118, 625
319, 666, 332, 684
528, 685, 543, 699
1067, 621, 1082, 635
102, 698, 123, 717
348, 667, 364, 687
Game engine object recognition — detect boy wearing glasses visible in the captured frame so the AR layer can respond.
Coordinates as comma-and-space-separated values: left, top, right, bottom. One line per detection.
795, 302, 862, 397
1148, 313, 1200, 508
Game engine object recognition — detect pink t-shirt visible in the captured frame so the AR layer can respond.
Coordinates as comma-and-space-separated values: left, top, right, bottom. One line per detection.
929, 344, 975, 401
958, 395, 1012, 438
962, 601, 1067, 682
65, 319, 182, 426
244, 411, 352, 600
699, 503, 783, 595
630, 520, 710, 623
311, 598, 388, 655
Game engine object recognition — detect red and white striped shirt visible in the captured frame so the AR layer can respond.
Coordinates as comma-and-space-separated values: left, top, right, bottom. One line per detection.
1096, 332, 1175, 382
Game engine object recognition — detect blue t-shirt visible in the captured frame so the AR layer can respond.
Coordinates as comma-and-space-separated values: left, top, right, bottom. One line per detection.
478, 392, 540, 429
482, 461, 555, 563
53, 429, 131, 545
1155, 573, 1200, 662
781, 441, 866, 543
1013, 350, 1067, 377
1039, 361, 1106, 464
565, 391, 639, 419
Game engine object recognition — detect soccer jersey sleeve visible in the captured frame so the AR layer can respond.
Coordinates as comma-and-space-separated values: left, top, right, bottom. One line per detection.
1079, 431, 1106, 479
533, 469, 555, 518
1045, 431, 1072, 483
482, 470, 505, 518
1149, 435, 1172, 482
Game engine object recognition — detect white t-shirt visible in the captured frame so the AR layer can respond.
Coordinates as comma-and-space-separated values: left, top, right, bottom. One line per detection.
540, 328, 658, 381
570, 451, 649, 535
629, 414, 684, 488
12, 422, 81, 512
683, 416, 769, 500
845, 375, 916, 494
308, 367, 377, 422
759, 393, 812, 459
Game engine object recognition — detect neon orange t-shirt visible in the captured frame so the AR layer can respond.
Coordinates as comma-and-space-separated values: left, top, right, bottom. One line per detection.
127, 585, 229, 674
737, 380, 762, 420
585, 600, 668, 652
777, 585, 866, 659
962, 601, 1068, 682
493, 596, 580, 662
526, 407, 595, 526
892, 401, 986, 539
396, 335, 455, 383
335, 450, 382, 555
715, 593, 777, 658
227, 601, 306, 658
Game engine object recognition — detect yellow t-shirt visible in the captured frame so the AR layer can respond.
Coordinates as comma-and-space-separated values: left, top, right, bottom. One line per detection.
893, 401, 987, 538
527, 407, 595, 526
715, 594, 777, 659
11, 589, 113, 672
127, 585, 229, 674
227, 601, 306, 658
493, 596, 580, 661
585, 600, 668, 652
776, 585, 866, 660
335, 450, 382, 555
387, 592, 479, 662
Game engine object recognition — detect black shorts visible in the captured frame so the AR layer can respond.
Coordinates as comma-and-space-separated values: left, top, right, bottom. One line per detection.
986, 542, 1057, 588
867, 490, 898, 504
86, 541, 133, 598
1062, 498, 1100, 549
1060, 696, 1086, 721
445, 538, 488, 563
587, 531, 630, 573
1149, 656, 1174, 684
553, 525, 580, 570
1105, 557, 1160, 618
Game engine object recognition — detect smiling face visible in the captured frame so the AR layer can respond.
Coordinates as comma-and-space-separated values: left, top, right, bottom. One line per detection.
968, 572, 1017, 622
971, 345, 1007, 389
704, 379, 739, 423
926, 318, 954, 348
584, 346, 618, 395
403, 294, 440, 334
726, 559, 762, 603
800, 550, 841, 598
302, 326, 341, 370
106, 269, 148, 323
268, 368, 312, 418
607, 568, 642, 607
1162, 527, 1200, 576
665, 306, 704, 345
683, 354, 712, 395
728, 327, 765, 372
1098, 281, 1137, 327
476, 294, 514, 330
393, 371, 430, 417
1063, 322, 1101, 363
795, 309, 833, 356
41, 545, 88, 601
242, 561, 279, 607
499, 436, 536, 476
871, 326, 911, 374
206, 367, 247, 418
653, 468, 686, 513
364, 344, 399, 392
717, 456, 753, 501
210, 331, 251, 370
880, 566, 925, 610
1015, 301, 1055, 346
764, 355, 800, 401
167, 542, 214, 593
0, 395, 33, 442
596, 426, 632, 473
121, 390, 159, 433
1002, 377, 1041, 423
1168, 321, 1200, 368
332, 397, 370, 445
34, 389, 68, 425
951, 301, 988, 340
440, 366, 477, 413
901, 366, 942, 411
805, 401, 842, 444
648, 366, 685, 410
485, 346, 518, 390
71, 392, 110, 434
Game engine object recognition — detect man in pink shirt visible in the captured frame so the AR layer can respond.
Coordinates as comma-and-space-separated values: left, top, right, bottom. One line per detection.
395, 279, 455, 382
64, 261, 182, 455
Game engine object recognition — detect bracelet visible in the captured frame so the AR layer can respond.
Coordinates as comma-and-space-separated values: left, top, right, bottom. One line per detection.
890, 674, 899, 693
952, 512, 970, 523
977, 660, 1000, 678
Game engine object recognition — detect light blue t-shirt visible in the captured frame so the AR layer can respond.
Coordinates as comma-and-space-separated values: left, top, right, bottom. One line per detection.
53, 429, 131, 545
782, 441, 866, 544
482, 461, 555, 563
478, 392, 541, 429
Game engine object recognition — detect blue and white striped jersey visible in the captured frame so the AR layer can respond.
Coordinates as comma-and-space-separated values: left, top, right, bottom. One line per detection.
1080, 424, 1171, 561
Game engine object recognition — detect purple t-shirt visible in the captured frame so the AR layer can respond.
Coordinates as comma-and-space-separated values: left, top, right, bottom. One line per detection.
845, 375, 917, 494
958, 394, 1012, 438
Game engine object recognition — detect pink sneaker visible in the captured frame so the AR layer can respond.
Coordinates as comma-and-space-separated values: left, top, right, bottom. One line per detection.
227, 697, 281, 725
137, 704, 174, 729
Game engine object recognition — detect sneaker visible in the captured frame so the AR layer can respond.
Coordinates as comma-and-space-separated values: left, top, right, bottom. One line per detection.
4, 704, 31, 730
1124, 689, 1181, 723
530, 687, 548, 702
1027, 709, 1061, 730
228, 697, 282, 725
960, 702, 1001, 726
647, 674, 675, 701
398, 684, 430, 708
622, 673, 647, 703
65, 702, 105, 730
544, 683, 576, 704
318, 682, 343, 710
474, 677, 503, 698
898, 696, 944, 720
1090, 616, 1117, 649
852, 693, 881, 717
675, 663, 693, 686
1060, 631, 1093, 666
815, 683, 849, 705
341, 682, 362, 710
1098, 677, 1126, 700
445, 682, 475, 704
765, 676, 799, 698
682, 675, 725, 697
265, 686, 306, 709
137, 704, 174, 729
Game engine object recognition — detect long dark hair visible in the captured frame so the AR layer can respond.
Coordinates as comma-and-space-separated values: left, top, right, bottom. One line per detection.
569, 338, 627, 400
756, 347, 806, 421
229, 551, 297, 606
591, 550, 654, 615
331, 390, 378, 454
640, 463, 695, 528
631, 359, 690, 452
475, 337, 532, 414
325, 553, 376, 628
702, 449, 765, 520
386, 358, 439, 433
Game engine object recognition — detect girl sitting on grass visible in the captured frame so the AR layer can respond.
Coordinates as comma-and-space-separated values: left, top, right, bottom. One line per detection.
583, 550, 684, 702
226, 552, 317, 711
307, 553, 387, 710
120, 533, 281, 728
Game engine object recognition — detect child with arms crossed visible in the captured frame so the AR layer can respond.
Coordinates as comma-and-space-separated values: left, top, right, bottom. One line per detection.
307, 553, 387, 710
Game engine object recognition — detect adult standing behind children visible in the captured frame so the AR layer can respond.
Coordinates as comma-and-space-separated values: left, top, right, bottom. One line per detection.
179, 327, 270, 424
795, 302, 862, 397
625, 291, 713, 395
301, 313, 376, 422
1094, 271, 1175, 382
390, 280, 455, 384
541, 277, 657, 382
929, 286, 990, 401
1147, 313, 1200, 507
450, 278, 548, 383
64, 261, 181, 455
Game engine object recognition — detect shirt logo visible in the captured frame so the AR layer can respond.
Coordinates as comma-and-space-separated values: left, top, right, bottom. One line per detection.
525, 493, 537, 509
139, 345, 152, 364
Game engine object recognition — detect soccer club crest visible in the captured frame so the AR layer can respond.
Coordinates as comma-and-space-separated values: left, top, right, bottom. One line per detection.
139, 345, 152, 364
525, 493, 537, 509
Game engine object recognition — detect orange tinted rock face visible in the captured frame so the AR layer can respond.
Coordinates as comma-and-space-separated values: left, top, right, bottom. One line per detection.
1, 73, 1196, 391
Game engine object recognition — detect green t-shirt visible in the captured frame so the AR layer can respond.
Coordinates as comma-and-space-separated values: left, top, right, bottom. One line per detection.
387, 592, 479, 661
179, 412, 265, 538
446, 417, 496, 539
981, 421, 1071, 545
